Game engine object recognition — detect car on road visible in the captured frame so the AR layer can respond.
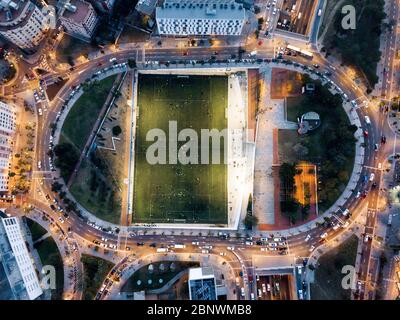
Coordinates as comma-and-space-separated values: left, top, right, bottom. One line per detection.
268, 242, 278, 247
305, 234, 311, 242
342, 209, 350, 217
356, 191, 361, 199
378, 163, 382, 170
227, 246, 235, 251
374, 143, 379, 151
332, 223, 340, 231
363, 130, 368, 137
191, 241, 199, 245
369, 173, 375, 182
320, 232, 328, 239
201, 249, 209, 254
364, 116, 371, 125
136, 242, 144, 246
309, 245, 315, 252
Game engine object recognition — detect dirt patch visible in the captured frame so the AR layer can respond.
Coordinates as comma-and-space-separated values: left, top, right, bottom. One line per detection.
271, 68, 303, 99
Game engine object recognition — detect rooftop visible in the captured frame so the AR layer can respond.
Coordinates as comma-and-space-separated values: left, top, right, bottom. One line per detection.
156, 0, 245, 21
0, 0, 30, 25
62, 0, 91, 24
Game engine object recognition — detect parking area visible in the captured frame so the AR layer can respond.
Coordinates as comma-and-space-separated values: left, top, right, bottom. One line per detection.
277, 0, 317, 36
255, 274, 293, 300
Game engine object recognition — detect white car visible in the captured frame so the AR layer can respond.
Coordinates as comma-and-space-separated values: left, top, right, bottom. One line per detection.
37, 161, 41, 169
378, 163, 382, 170
262, 283, 266, 293
227, 246, 235, 251
305, 234, 311, 242
309, 245, 316, 252
356, 191, 361, 198
320, 232, 328, 239
332, 224, 340, 231
342, 221, 350, 228
192, 241, 199, 245
369, 173, 375, 182
364, 116, 371, 125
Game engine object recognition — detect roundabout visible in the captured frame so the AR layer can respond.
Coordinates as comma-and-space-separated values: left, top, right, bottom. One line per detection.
5, 41, 394, 300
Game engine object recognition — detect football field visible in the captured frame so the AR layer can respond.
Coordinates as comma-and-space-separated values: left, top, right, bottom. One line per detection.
133, 74, 228, 224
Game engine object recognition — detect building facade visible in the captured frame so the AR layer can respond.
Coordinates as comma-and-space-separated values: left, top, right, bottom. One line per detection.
0, 101, 15, 192
156, 0, 246, 36
87, 0, 115, 13
0, 0, 50, 49
60, 0, 99, 42
188, 267, 217, 300
0, 215, 43, 300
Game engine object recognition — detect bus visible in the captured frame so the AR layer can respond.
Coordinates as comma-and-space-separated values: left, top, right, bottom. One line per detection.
300, 49, 313, 59
286, 45, 314, 60
174, 244, 186, 249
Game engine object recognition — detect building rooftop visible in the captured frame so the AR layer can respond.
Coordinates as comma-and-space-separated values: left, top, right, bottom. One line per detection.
156, 0, 245, 21
0, 0, 30, 25
62, 0, 90, 24
135, 0, 158, 16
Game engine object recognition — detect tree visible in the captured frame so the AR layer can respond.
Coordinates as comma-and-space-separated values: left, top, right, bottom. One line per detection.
112, 125, 122, 136
243, 215, 258, 230
53, 143, 79, 181
127, 59, 136, 69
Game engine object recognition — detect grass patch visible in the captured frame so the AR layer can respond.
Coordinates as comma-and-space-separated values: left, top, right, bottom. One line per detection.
34, 237, 64, 300
310, 235, 359, 300
121, 261, 199, 292
281, 77, 356, 212
81, 254, 114, 300
70, 153, 121, 224
25, 218, 47, 242
133, 74, 228, 224
59, 75, 117, 153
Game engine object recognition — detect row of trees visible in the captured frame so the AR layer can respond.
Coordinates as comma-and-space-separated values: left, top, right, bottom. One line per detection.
325, 0, 386, 88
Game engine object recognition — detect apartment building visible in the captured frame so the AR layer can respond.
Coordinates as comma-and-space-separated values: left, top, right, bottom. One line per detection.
0, 0, 50, 49
0, 101, 15, 193
156, 0, 246, 36
60, 0, 99, 42
0, 215, 43, 300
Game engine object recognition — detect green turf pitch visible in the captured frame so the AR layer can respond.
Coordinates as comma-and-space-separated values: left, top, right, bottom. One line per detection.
133, 74, 228, 224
